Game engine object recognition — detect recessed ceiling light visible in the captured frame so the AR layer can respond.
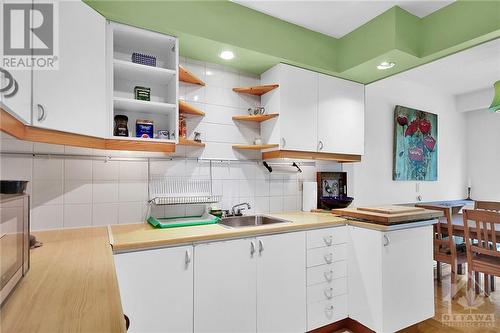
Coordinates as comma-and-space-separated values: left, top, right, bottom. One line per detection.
377, 61, 395, 70
219, 51, 234, 60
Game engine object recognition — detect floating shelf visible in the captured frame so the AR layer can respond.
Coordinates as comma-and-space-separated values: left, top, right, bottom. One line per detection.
232, 113, 279, 123
232, 144, 279, 150
179, 65, 205, 86
232, 84, 279, 96
178, 137, 205, 147
262, 150, 361, 162
113, 97, 176, 115
179, 100, 205, 116
113, 59, 176, 85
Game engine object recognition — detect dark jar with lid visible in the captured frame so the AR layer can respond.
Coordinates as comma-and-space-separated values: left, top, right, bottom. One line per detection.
114, 115, 129, 137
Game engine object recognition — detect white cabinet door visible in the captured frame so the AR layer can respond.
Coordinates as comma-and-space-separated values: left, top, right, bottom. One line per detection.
114, 245, 193, 333
194, 238, 257, 333
381, 225, 434, 333
279, 64, 318, 152
32, 0, 107, 137
256, 232, 306, 333
318, 74, 364, 155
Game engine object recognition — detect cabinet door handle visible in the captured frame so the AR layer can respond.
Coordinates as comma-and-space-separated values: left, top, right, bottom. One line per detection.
383, 235, 390, 247
318, 140, 324, 151
324, 287, 334, 299
324, 253, 333, 264
325, 305, 334, 311
281, 137, 286, 148
258, 239, 264, 254
324, 235, 333, 246
250, 241, 256, 256
324, 269, 333, 281
37, 104, 46, 122
185, 249, 191, 265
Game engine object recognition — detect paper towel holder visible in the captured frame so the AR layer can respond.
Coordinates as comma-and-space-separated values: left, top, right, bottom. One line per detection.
262, 161, 302, 173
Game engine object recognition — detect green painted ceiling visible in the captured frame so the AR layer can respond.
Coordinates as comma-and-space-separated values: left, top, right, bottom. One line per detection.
85, 0, 500, 84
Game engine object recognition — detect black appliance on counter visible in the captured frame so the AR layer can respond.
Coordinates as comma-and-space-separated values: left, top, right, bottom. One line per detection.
316, 172, 353, 210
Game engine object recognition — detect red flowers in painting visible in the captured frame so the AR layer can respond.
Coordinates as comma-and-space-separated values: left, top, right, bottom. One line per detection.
419, 119, 431, 134
405, 119, 419, 136
408, 147, 424, 161
397, 115, 408, 126
423, 135, 436, 151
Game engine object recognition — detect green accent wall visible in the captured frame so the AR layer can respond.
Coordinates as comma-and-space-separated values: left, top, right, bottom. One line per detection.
85, 0, 500, 84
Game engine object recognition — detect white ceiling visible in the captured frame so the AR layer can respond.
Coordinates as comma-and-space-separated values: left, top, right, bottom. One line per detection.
234, 0, 454, 38
393, 38, 500, 97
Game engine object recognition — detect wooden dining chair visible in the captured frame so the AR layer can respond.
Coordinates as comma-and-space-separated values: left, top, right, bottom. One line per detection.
473, 201, 500, 294
463, 209, 500, 296
417, 205, 467, 299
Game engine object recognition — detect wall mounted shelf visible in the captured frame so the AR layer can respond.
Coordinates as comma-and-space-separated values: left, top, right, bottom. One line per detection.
114, 97, 176, 115
232, 144, 279, 150
232, 84, 279, 96
262, 150, 361, 162
114, 59, 176, 85
0, 108, 175, 153
179, 65, 205, 86
179, 100, 205, 116
232, 113, 279, 123
178, 137, 205, 147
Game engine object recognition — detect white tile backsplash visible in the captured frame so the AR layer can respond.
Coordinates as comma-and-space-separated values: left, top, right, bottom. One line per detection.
92, 181, 119, 203
32, 205, 63, 231
64, 181, 92, 204
64, 204, 92, 228
93, 203, 119, 226
92, 160, 120, 181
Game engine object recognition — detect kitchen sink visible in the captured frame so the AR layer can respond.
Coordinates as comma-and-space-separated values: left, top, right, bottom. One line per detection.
219, 215, 290, 228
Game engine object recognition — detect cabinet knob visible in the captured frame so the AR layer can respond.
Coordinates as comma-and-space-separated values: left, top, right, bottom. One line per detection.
383, 235, 390, 247
185, 249, 191, 265
324, 287, 334, 299
323, 235, 333, 246
281, 137, 286, 148
318, 140, 324, 151
324, 253, 333, 264
250, 241, 256, 256
258, 239, 264, 254
37, 104, 46, 122
324, 269, 333, 281
325, 305, 334, 311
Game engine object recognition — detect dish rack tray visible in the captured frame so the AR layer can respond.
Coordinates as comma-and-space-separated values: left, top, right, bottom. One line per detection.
149, 177, 222, 205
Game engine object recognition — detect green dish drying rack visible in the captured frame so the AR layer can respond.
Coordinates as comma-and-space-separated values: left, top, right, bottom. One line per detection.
147, 176, 222, 229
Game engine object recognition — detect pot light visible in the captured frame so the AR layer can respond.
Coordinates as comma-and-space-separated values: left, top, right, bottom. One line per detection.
377, 61, 395, 70
219, 51, 234, 60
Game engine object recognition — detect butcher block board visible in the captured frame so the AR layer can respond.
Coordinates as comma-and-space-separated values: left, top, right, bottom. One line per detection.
331, 206, 443, 225
357, 206, 424, 214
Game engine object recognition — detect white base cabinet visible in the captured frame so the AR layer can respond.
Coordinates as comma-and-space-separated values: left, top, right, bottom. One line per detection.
114, 246, 193, 333
348, 224, 435, 333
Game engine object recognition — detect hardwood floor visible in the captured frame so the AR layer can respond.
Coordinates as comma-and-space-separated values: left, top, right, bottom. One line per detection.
400, 265, 500, 333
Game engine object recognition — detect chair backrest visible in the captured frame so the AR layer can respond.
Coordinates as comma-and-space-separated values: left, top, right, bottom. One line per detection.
462, 209, 500, 261
475, 201, 500, 212
416, 205, 455, 256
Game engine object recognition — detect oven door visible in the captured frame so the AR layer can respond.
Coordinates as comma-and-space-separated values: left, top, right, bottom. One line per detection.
0, 197, 26, 305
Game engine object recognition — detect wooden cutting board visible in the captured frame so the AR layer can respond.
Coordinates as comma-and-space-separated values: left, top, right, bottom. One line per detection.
357, 206, 424, 214
331, 206, 443, 225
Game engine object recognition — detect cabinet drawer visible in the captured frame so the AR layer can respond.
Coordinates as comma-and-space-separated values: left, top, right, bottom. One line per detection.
307, 260, 347, 286
307, 243, 347, 267
307, 226, 348, 249
306, 294, 348, 331
307, 277, 348, 304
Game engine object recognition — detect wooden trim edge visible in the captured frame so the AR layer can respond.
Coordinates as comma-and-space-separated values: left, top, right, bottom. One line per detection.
262, 149, 361, 162
0, 108, 175, 153
307, 318, 375, 333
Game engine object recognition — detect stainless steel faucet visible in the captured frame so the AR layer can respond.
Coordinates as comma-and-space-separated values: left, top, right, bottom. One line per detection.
231, 202, 251, 216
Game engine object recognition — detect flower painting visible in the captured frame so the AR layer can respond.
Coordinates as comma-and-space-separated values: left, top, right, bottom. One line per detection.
393, 105, 438, 181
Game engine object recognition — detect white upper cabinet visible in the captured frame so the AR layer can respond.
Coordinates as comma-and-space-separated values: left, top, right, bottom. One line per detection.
261, 63, 365, 156
318, 74, 364, 155
32, 0, 108, 137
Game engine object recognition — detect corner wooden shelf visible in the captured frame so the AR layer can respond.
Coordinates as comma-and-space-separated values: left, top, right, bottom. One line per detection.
232, 144, 279, 150
179, 65, 205, 86
0, 108, 175, 153
232, 84, 279, 96
178, 137, 205, 147
262, 150, 361, 162
232, 113, 279, 123
179, 100, 205, 116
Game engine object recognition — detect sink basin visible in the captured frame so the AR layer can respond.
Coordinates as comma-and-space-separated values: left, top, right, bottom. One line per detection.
219, 215, 290, 228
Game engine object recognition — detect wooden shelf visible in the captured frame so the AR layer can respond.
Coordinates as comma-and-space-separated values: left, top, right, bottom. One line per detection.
178, 137, 205, 147
262, 150, 361, 162
0, 108, 175, 153
113, 97, 176, 115
113, 59, 176, 85
232, 113, 279, 123
232, 84, 279, 96
179, 100, 205, 116
232, 144, 279, 150
179, 65, 205, 86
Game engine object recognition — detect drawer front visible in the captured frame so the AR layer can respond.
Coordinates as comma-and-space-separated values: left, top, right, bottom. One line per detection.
307, 226, 348, 249
307, 277, 348, 304
307, 294, 348, 331
307, 260, 347, 286
307, 243, 347, 267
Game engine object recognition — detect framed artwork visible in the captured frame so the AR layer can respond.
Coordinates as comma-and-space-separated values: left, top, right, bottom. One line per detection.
393, 105, 438, 181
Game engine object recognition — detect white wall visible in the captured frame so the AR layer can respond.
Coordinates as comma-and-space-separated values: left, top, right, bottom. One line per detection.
466, 110, 500, 201
0, 57, 340, 231
344, 76, 468, 206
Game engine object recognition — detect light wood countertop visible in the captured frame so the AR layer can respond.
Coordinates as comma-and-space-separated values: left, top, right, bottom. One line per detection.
0, 227, 126, 333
